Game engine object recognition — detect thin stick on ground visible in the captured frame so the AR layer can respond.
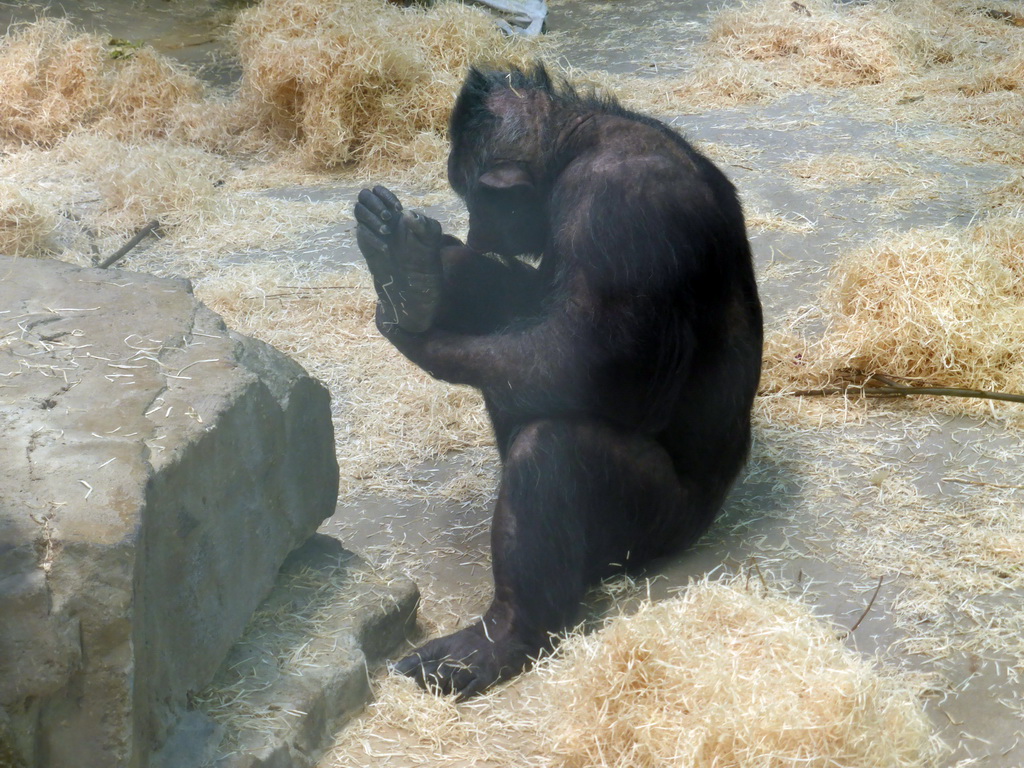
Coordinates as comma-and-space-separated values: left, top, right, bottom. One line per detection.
98, 219, 161, 268
942, 477, 1024, 492
848, 576, 885, 636
791, 375, 1024, 405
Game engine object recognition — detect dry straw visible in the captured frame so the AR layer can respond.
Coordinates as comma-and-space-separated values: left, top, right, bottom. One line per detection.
692, 0, 1022, 96
327, 576, 939, 768
229, 0, 539, 174
785, 153, 920, 189
59, 134, 231, 237
742, 400, 1024, 669
0, 2, 1018, 755
990, 171, 1024, 210
0, 180, 56, 257
704, 0, 906, 89
625, 0, 1024, 168
1, 2, 539, 175
0, 18, 207, 148
195, 263, 494, 501
196, 556, 414, 749
541, 578, 935, 768
0, 134, 371, 260
762, 214, 1024, 408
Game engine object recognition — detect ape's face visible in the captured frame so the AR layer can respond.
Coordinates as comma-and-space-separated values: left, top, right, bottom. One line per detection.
464, 179, 547, 257
447, 82, 550, 258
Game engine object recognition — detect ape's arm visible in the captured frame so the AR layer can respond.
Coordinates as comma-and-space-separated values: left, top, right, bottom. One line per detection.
377, 183, 700, 426
376, 264, 672, 425
433, 239, 545, 335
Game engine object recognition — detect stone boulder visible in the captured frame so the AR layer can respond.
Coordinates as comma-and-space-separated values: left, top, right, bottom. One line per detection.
0, 256, 339, 768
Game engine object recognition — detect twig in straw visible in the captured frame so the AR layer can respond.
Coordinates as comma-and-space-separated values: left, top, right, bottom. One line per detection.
848, 576, 884, 635
748, 557, 768, 591
98, 219, 161, 269
791, 372, 1024, 404
942, 477, 1024, 491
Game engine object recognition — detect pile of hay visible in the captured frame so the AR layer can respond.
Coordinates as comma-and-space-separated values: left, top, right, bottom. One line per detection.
704, 0, 1021, 89
326, 577, 938, 768
0, 180, 56, 257
0, 18, 207, 148
1, 3, 540, 176
229, 0, 538, 174
762, 214, 1024, 403
542, 579, 935, 768
705, 0, 907, 89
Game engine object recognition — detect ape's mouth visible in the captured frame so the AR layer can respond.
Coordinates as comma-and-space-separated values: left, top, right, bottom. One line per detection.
466, 232, 499, 254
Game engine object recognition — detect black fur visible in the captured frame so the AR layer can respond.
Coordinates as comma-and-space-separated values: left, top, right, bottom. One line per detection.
362, 64, 763, 699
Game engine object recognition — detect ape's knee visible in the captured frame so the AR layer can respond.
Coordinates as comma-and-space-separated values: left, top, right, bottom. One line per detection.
505, 419, 565, 468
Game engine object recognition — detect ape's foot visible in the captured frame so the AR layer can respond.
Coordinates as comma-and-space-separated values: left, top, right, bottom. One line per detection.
394, 622, 534, 700
354, 186, 443, 334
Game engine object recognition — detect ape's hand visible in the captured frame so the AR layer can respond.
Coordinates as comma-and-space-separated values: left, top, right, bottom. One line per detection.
355, 185, 443, 334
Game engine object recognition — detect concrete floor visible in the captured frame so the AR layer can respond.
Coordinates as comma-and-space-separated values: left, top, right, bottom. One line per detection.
2, 0, 1021, 764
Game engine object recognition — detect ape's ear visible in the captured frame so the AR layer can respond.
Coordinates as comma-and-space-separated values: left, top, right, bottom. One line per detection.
479, 164, 533, 192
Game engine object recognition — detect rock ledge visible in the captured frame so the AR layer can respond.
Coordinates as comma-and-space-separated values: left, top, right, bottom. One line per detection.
0, 256, 348, 767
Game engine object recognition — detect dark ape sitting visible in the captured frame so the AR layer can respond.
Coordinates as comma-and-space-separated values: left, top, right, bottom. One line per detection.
354, 65, 763, 700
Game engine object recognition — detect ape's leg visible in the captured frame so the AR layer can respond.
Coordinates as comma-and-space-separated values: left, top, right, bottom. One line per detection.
395, 418, 702, 699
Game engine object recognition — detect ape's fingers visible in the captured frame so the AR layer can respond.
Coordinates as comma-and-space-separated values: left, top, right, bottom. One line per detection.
357, 187, 402, 225
354, 200, 391, 235
356, 223, 389, 260
356, 189, 397, 229
401, 210, 443, 247
372, 185, 403, 214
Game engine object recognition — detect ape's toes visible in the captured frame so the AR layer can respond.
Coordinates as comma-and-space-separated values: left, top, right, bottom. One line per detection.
393, 651, 423, 678
454, 673, 490, 702
394, 623, 531, 699
395, 644, 483, 697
